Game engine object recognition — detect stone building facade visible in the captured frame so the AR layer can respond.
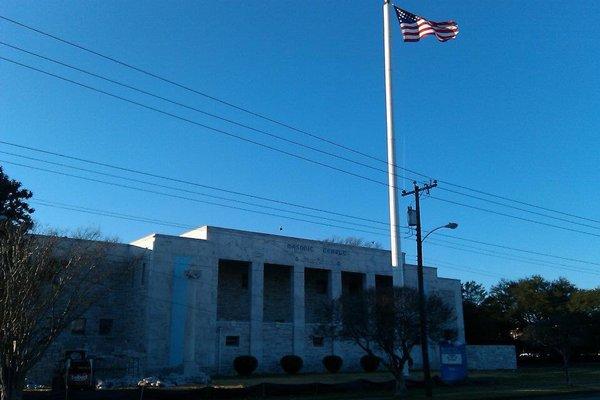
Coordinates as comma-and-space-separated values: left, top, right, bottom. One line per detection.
29, 225, 466, 381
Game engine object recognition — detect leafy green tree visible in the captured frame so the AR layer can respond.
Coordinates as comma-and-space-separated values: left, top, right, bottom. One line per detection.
461, 281, 513, 345
487, 276, 594, 385
0, 166, 34, 227
462, 281, 486, 305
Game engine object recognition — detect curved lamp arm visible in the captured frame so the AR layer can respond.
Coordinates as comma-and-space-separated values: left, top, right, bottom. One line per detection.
422, 222, 458, 243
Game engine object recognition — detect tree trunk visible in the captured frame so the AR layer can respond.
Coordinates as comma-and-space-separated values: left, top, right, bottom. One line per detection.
561, 353, 572, 387
392, 370, 408, 398
0, 367, 24, 400
1, 382, 24, 400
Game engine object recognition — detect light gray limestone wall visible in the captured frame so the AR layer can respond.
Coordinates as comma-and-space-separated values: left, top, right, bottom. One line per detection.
142, 235, 218, 376
261, 323, 294, 372
215, 321, 250, 375
466, 345, 517, 370
27, 242, 149, 384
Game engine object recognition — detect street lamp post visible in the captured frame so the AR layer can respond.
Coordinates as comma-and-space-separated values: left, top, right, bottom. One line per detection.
402, 181, 458, 398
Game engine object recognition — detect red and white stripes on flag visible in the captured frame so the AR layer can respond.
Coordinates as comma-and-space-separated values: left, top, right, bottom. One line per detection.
394, 6, 458, 43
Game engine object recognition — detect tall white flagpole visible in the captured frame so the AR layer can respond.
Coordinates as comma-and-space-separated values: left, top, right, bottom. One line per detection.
383, 0, 403, 286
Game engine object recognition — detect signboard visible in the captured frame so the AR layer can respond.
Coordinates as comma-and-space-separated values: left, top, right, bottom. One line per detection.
439, 342, 467, 383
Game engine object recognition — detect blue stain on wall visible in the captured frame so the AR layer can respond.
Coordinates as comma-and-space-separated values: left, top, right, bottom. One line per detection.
169, 256, 191, 366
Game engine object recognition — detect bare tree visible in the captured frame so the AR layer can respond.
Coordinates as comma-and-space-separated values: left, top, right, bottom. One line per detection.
315, 287, 455, 397
322, 236, 383, 249
0, 223, 136, 400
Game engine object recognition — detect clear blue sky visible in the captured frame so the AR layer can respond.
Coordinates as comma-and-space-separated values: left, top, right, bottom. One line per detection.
2, 1, 599, 289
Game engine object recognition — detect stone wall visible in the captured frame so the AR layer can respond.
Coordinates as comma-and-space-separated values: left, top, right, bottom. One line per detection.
215, 321, 251, 375
27, 245, 148, 384
466, 345, 517, 370
262, 323, 294, 372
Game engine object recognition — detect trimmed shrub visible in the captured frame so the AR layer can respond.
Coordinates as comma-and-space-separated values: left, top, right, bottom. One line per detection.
233, 355, 258, 376
322, 355, 343, 373
280, 355, 303, 374
360, 355, 381, 372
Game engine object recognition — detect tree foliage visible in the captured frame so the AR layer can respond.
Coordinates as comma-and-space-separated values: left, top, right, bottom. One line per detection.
322, 236, 383, 249
0, 166, 34, 228
0, 224, 136, 400
316, 287, 455, 396
462, 276, 600, 385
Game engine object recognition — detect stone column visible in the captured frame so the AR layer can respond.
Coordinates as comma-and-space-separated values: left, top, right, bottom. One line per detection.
250, 260, 264, 366
292, 265, 305, 356
328, 270, 341, 300
365, 273, 376, 289
328, 270, 342, 355
183, 268, 201, 376
193, 255, 218, 374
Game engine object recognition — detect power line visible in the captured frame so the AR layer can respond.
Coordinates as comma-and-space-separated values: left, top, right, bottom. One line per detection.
0, 150, 390, 233
3, 14, 597, 227
433, 231, 600, 268
32, 199, 196, 230
1, 158, 391, 238
437, 185, 600, 231
5, 139, 600, 269
3, 46, 600, 240
0, 56, 393, 188
0, 41, 418, 184
425, 237, 598, 275
437, 179, 600, 225
4, 52, 600, 236
0, 14, 426, 174
0, 140, 389, 226
4, 53, 599, 237
428, 195, 600, 239
420, 238, 600, 277
405, 254, 504, 279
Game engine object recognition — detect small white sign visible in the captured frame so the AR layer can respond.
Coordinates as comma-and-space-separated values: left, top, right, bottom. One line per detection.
441, 354, 463, 365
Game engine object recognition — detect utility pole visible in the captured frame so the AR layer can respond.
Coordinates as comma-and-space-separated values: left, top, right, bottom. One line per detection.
402, 180, 437, 398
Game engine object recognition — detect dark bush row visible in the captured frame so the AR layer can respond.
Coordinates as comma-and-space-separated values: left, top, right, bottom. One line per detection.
233, 354, 381, 376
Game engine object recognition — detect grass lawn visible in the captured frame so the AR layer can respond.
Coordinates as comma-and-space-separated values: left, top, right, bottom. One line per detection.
213, 364, 600, 399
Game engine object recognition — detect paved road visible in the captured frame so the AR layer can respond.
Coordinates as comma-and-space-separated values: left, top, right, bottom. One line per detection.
528, 394, 600, 400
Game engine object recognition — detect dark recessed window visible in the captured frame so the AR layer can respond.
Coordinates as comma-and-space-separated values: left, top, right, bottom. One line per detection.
349, 281, 362, 294
225, 336, 240, 347
241, 273, 248, 289
99, 319, 114, 335
313, 336, 324, 347
316, 279, 328, 294
71, 318, 86, 335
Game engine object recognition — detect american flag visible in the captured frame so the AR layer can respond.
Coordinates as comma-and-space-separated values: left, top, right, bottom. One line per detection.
394, 6, 458, 43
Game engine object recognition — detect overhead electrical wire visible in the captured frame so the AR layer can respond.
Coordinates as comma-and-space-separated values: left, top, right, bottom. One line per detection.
0, 159, 391, 238
0, 140, 389, 226
3, 56, 600, 240
5, 143, 600, 273
420, 239, 600, 277
428, 195, 600, 239
0, 56, 394, 188
0, 150, 391, 233
3, 41, 599, 233
424, 237, 598, 275
1, 14, 597, 227
0, 41, 421, 185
